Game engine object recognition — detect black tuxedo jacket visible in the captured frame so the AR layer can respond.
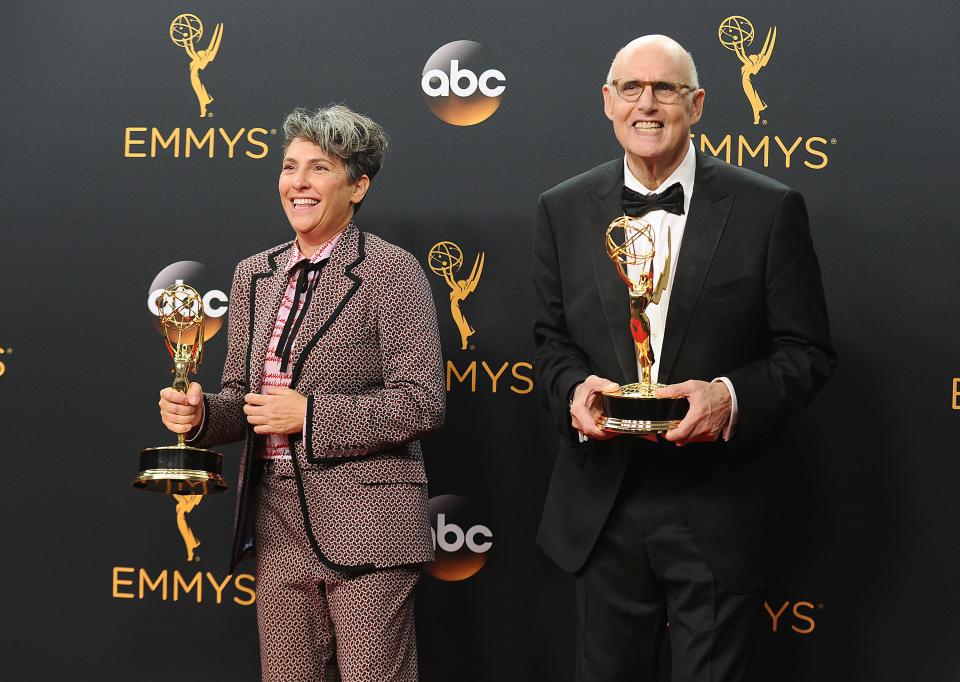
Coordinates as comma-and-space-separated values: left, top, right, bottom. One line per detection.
532, 151, 836, 592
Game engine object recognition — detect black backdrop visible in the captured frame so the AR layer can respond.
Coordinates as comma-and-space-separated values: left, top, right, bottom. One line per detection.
2, 1, 959, 680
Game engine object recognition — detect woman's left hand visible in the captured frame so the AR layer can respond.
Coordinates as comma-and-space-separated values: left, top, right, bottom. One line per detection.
243, 387, 307, 434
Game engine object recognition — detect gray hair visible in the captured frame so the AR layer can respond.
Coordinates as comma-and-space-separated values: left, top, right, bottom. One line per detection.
605, 36, 700, 88
282, 105, 388, 187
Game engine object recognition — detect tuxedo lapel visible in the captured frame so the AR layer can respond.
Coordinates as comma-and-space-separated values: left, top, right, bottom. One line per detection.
586, 160, 638, 384
248, 243, 292, 393
658, 152, 734, 383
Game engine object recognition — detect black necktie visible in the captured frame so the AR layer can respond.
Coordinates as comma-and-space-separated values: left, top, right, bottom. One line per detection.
621, 182, 685, 218
275, 259, 328, 372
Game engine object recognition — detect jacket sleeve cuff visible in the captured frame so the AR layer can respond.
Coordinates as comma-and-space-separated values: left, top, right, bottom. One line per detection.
185, 394, 209, 444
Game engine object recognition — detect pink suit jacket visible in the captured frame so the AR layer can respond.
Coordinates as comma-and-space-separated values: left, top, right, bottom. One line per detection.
191, 223, 445, 572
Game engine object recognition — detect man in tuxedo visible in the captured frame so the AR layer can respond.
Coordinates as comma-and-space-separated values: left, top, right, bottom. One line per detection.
532, 35, 835, 681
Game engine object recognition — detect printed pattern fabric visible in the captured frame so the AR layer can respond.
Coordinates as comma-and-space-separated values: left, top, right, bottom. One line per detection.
261, 234, 340, 460
255, 460, 419, 682
190, 223, 445, 571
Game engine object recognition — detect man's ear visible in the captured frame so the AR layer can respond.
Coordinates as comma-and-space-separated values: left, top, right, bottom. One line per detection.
602, 85, 615, 121
689, 88, 705, 126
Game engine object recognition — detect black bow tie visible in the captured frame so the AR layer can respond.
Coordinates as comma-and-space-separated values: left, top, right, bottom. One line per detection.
621, 182, 685, 218
275, 259, 328, 372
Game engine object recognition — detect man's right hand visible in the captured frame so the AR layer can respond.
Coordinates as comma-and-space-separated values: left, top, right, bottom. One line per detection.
570, 375, 621, 440
159, 382, 203, 434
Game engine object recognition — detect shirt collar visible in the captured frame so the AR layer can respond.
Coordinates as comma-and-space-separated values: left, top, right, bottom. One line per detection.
284, 230, 344, 274
622, 140, 696, 213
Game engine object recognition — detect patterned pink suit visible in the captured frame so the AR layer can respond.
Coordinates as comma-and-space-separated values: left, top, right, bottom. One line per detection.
190, 223, 445, 680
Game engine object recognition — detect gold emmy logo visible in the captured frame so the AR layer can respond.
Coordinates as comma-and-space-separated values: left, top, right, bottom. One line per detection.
428, 241, 484, 350
719, 16, 776, 125
0, 347, 9, 377
170, 13, 223, 118
173, 494, 202, 561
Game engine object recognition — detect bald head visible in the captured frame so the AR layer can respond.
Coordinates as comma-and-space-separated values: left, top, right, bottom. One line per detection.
606, 35, 699, 88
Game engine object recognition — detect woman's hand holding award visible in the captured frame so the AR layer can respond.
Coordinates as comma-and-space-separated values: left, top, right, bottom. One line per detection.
133, 283, 228, 494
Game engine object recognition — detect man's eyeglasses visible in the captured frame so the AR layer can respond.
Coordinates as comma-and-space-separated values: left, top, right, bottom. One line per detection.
608, 79, 697, 104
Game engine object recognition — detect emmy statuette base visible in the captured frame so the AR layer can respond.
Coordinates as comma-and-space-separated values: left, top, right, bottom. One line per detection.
133, 445, 229, 495
598, 383, 690, 435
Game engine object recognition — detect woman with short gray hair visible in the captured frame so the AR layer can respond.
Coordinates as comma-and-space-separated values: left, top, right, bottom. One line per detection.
159, 104, 445, 680
282, 105, 388, 189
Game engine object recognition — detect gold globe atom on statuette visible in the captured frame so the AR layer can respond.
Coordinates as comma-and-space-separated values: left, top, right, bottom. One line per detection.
170, 13, 204, 48
718, 15, 755, 51
428, 241, 464, 277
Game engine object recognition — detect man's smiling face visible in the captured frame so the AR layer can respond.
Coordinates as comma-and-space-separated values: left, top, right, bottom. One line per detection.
602, 36, 704, 186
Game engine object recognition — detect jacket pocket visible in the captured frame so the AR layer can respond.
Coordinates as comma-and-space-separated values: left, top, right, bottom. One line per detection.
353, 457, 428, 485
699, 275, 754, 302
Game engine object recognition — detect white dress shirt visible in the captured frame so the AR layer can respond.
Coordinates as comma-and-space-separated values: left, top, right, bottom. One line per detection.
622, 141, 739, 438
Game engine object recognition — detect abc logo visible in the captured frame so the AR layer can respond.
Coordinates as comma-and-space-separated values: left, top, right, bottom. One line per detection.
421, 40, 506, 126
147, 261, 228, 340
425, 494, 493, 581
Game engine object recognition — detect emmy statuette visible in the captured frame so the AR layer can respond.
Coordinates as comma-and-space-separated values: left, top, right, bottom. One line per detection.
133, 283, 228, 494
599, 217, 689, 434
718, 16, 776, 126
427, 241, 484, 351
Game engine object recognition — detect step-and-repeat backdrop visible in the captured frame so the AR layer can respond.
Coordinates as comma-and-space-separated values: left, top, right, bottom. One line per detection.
2, 1, 958, 680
